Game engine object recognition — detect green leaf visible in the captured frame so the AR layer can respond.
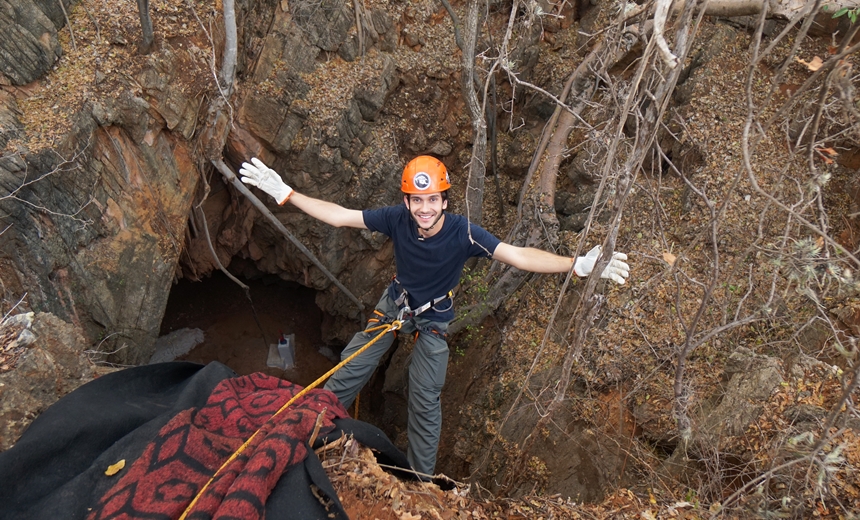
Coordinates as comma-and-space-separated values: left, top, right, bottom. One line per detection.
832, 7, 849, 18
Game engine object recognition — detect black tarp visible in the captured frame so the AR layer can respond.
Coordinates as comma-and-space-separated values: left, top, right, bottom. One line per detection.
0, 361, 412, 520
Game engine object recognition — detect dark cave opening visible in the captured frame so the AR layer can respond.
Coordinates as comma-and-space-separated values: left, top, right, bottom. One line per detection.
158, 271, 342, 388
158, 271, 399, 430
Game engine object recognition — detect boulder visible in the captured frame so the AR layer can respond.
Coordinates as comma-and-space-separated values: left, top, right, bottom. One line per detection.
148, 327, 205, 364
291, 0, 353, 52
0, 90, 24, 149
135, 46, 202, 140
0, 312, 106, 451
0, 0, 70, 86
0, 93, 200, 364
702, 346, 783, 439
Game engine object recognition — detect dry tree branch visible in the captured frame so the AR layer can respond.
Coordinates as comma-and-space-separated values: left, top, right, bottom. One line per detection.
760, 35, 860, 145
186, 0, 235, 124
653, 0, 678, 69
742, 78, 860, 270
353, 0, 364, 56
135, 0, 154, 53
57, 0, 77, 51
81, 3, 101, 43
513, 65, 579, 223
684, 6, 860, 512
1, 293, 28, 322
496, 0, 709, 488
718, 361, 860, 514
213, 160, 365, 312
757, 0, 820, 108
1, 140, 95, 225
455, 20, 643, 333
193, 183, 250, 296
438, 0, 464, 51
468, 24, 636, 484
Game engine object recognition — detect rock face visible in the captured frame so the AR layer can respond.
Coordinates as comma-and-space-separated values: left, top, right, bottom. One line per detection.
0, 312, 104, 451
702, 347, 784, 439
0, 0, 72, 85
0, 103, 199, 363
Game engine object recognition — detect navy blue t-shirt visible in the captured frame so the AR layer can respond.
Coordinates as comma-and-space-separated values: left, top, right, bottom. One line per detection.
362, 205, 501, 322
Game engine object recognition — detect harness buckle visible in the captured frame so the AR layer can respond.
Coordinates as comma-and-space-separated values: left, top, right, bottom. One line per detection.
393, 278, 454, 320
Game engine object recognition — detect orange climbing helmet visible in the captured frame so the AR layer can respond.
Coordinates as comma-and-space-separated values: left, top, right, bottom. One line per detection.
401, 156, 451, 194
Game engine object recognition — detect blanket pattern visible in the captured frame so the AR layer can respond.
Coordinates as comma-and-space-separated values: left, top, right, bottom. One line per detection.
87, 372, 348, 520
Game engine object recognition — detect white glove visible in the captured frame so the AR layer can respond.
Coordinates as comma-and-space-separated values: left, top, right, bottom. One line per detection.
239, 157, 294, 205
573, 246, 630, 285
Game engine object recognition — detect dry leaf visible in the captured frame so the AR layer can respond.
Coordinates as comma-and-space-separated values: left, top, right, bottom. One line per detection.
815, 147, 838, 164
105, 459, 125, 476
796, 56, 823, 71
663, 252, 677, 266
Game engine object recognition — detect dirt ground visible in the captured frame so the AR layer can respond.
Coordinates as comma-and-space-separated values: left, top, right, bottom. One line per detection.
159, 272, 340, 388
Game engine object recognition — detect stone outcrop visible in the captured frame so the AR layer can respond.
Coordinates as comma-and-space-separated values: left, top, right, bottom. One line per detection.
0, 93, 199, 363
0, 312, 107, 451
0, 89, 24, 149
0, 0, 73, 85
701, 346, 784, 439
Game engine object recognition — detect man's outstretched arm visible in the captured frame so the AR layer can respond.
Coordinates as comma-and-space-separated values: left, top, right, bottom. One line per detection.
239, 158, 366, 229
288, 193, 366, 229
492, 242, 629, 284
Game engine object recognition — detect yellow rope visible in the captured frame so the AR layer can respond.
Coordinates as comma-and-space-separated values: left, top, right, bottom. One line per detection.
177, 319, 401, 520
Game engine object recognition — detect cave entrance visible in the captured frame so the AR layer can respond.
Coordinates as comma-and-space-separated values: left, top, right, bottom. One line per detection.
159, 271, 341, 388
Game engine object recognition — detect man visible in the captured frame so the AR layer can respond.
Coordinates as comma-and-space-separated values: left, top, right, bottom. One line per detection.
239, 155, 629, 477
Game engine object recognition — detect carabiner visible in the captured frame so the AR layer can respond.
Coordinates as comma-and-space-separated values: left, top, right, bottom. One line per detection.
397, 306, 414, 322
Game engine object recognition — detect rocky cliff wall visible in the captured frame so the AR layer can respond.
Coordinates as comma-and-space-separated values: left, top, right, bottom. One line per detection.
0, 106, 199, 363
0, 0, 73, 85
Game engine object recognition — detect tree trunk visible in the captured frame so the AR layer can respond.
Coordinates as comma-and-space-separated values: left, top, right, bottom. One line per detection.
220, 0, 237, 96
136, 0, 153, 54
461, 0, 486, 227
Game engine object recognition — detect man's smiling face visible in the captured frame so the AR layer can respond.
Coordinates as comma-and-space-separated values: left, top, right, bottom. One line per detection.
404, 192, 447, 234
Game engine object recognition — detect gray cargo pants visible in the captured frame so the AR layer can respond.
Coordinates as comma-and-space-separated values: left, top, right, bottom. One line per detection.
323, 290, 449, 476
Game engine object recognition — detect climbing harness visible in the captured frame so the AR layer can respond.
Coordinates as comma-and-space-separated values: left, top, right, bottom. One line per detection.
393, 278, 454, 320
177, 318, 402, 520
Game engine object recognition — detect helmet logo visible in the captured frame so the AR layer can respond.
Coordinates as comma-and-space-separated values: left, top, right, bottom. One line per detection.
413, 172, 432, 191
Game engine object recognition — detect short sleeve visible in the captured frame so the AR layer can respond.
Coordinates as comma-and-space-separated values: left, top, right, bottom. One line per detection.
362, 206, 401, 236
465, 223, 501, 259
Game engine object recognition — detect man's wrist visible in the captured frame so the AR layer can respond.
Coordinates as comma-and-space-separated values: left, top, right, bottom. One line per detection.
277, 186, 294, 205
571, 256, 580, 276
